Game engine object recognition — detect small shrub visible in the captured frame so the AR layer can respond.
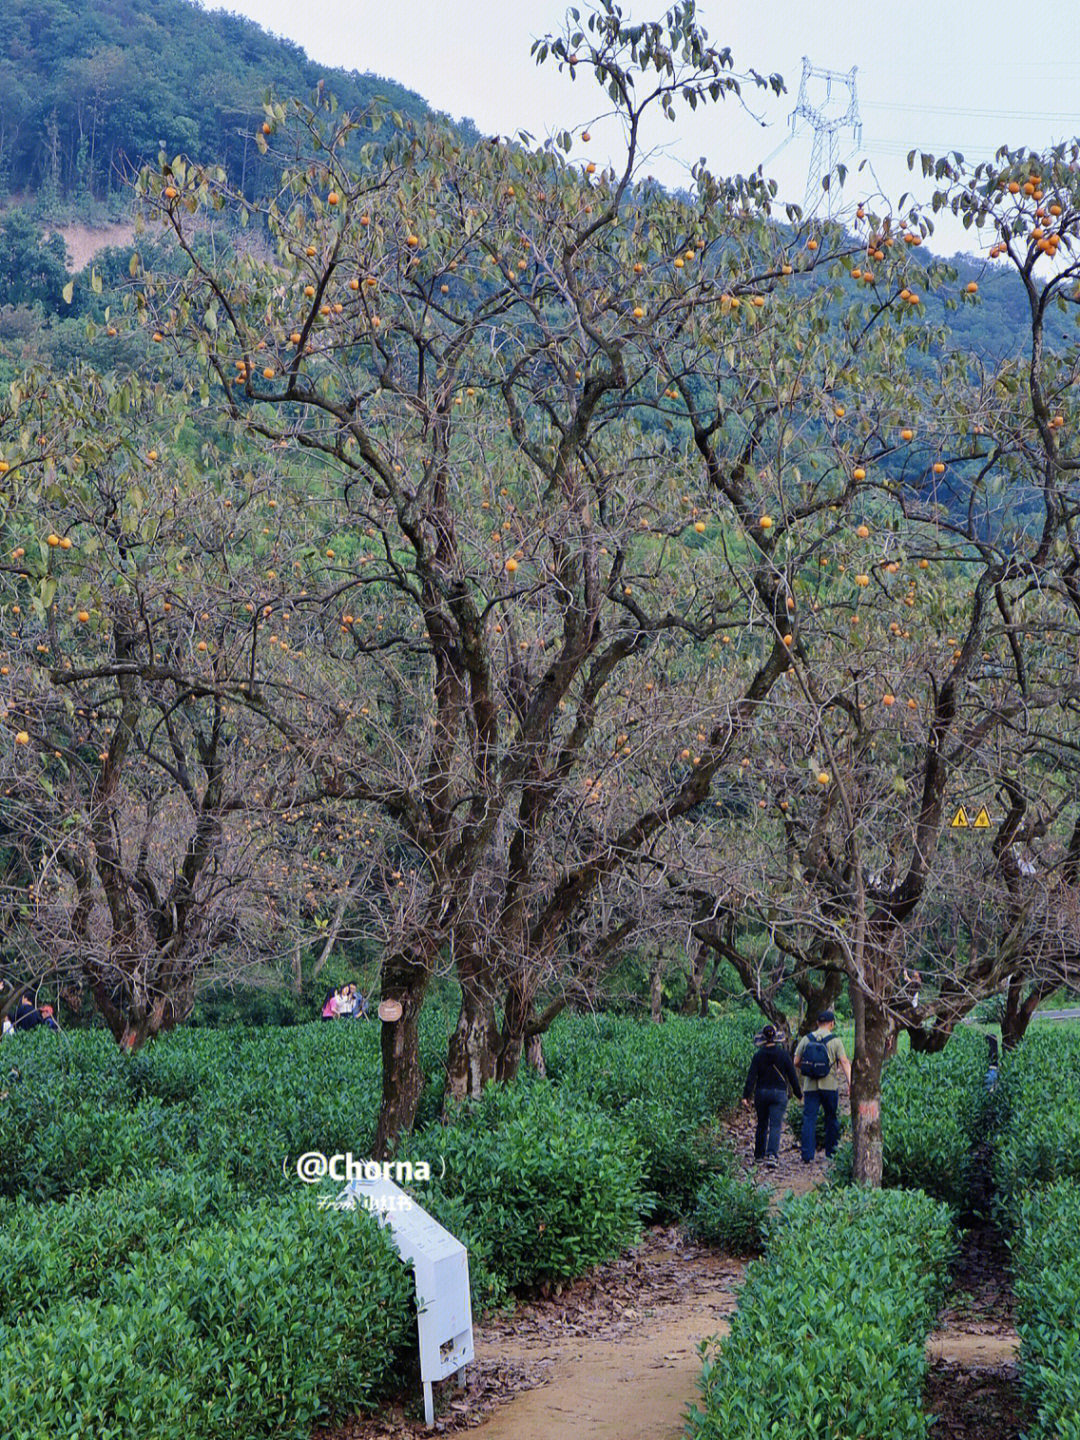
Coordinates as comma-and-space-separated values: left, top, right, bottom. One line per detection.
685, 1172, 769, 1253
406, 1080, 648, 1292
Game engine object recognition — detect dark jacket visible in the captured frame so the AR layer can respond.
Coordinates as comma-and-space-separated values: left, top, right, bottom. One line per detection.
743, 1044, 802, 1101
13, 1008, 58, 1033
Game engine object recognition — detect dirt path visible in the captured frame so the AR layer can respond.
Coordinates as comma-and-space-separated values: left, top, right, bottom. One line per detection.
322, 1108, 825, 1440
923, 1152, 1024, 1440
320, 1228, 745, 1439
466, 1243, 736, 1440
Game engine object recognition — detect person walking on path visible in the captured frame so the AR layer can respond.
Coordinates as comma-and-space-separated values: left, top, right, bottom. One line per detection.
794, 1010, 852, 1164
742, 1024, 802, 1167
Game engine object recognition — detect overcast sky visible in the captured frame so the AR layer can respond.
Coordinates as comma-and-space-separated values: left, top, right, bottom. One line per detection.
201, 0, 1080, 255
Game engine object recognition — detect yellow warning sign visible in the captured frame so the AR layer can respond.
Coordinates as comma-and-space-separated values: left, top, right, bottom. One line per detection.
950, 806, 969, 828
972, 807, 992, 829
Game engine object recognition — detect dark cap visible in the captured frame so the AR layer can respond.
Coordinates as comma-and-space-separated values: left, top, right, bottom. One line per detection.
761, 1023, 778, 1043
817, 1009, 835, 1023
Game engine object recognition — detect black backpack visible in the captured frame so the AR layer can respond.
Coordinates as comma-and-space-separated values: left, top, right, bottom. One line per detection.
800, 1031, 832, 1080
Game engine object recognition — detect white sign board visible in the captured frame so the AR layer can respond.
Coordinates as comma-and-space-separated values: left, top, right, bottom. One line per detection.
343, 1174, 474, 1426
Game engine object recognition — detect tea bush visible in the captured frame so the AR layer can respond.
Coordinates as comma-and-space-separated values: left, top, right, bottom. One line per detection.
405, 1080, 649, 1292
1012, 1181, 1080, 1440
991, 1034, 1080, 1439
0, 1193, 414, 1440
691, 1188, 955, 1440
544, 1013, 754, 1215
994, 1029, 1080, 1210
875, 1032, 990, 1207
685, 1171, 770, 1253
0, 1170, 246, 1320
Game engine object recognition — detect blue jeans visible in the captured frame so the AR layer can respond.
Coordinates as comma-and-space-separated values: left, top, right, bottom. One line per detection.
801, 1089, 840, 1161
754, 1087, 789, 1160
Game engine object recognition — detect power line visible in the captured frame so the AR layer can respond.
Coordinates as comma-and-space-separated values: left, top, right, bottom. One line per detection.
863, 100, 1080, 123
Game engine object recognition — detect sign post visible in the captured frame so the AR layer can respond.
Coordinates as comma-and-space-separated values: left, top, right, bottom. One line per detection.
343, 1172, 474, 1427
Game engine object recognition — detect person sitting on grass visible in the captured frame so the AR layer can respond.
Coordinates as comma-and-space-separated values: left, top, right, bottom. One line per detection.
742, 1024, 802, 1168
794, 1010, 852, 1164
321, 988, 339, 1022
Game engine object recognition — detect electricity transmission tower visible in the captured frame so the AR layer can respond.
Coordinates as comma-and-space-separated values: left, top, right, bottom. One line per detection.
765, 58, 862, 219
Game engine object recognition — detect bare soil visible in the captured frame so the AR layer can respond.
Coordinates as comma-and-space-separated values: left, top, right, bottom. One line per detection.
924, 1148, 1025, 1440
44, 221, 136, 271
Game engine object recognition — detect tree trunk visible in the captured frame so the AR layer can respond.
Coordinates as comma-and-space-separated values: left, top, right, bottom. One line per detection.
850, 984, 891, 1187
681, 944, 709, 1016
85, 961, 194, 1051
445, 967, 497, 1103
907, 1020, 955, 1054
698, 950, 722, 1016
525, 1032, 547, 1077
794, 965, 845, 1038
373, 951, 430, 1158
1001, 975, 1050, 1050
649, 951, 664, 1023
495, 979, 531, 1085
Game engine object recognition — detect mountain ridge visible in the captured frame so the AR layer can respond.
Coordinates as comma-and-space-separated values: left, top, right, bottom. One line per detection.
0, 0, 456, 207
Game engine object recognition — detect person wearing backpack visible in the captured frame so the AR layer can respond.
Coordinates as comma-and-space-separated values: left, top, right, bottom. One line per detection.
742, 1024, 802, 1167
794, 1010, 852, 1164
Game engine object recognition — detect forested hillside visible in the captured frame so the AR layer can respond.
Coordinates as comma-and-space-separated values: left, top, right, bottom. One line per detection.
0, 0, 446, 206
1, 0, 1074, 375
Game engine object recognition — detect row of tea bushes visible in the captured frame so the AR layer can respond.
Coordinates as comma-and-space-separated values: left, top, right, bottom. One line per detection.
994, 1028, 1080, 1213
544, 1011, 756, 1217
830, 1030, 992, 1207
877, 1032, 992, 1206
1012, 1181, 1080, 1440
0, 1022, 419, 1202
1, 1009, 752, 1210
691, 1188, 955, 1440
993, 1031, 1080, 1439
0, 1193, 414, 1440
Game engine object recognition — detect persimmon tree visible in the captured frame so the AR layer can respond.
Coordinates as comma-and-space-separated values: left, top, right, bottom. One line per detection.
0, 369, 354, 1046
664, 143, 1080, 1182
134, 0, 934, 1152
